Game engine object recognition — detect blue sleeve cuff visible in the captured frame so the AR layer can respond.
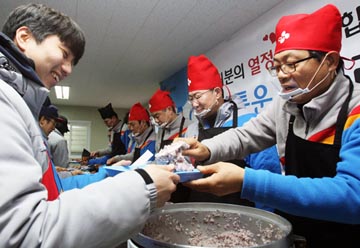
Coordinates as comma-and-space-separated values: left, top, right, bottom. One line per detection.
88, 155, 109, 165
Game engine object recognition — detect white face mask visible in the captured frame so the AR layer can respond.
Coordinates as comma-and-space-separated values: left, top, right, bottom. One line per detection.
159, 122, 168, 128
131, 121, 144, 137
150, 117, 156, 125
194, 108, 211, 118
131, 132, 140, 137
278, 54, 331, 101
151, 113, 169, 128
278, 87, 310, 101
193, 99, 218, 118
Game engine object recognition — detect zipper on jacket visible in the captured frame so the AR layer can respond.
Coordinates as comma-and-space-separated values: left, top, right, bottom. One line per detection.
0, 57, 16, 71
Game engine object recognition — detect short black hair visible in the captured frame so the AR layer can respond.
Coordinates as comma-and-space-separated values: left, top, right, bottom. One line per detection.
2, 3, 85, 65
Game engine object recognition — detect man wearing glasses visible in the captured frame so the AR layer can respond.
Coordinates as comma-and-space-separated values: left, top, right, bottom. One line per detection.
179, 5, 360, 247
183, 54, 280, 208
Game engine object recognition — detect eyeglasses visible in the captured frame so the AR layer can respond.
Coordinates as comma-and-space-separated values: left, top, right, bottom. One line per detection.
268, 56, 315, 77
188, 89, 213, 102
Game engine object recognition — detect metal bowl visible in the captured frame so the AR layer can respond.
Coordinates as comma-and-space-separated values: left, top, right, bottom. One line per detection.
132, 202, 292, 248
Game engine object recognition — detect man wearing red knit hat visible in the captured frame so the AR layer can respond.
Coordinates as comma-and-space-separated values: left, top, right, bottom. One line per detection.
149, 89, 193, 203
108, 102, 156, 164
149, 89, 191, 152
180, 5, 360, 247
184, 54, 280, 208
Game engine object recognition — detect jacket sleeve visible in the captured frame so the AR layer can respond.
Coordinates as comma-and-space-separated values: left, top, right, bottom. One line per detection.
242, 119, 360, 224
97, 145, 112, 156
245, 145, 281, 174
88, 155, 110, 165
61, 166, 108, 190
113, 150, 135, 162
51, 138, 69, 167
0, 88, 157, 247
202, 102, 278, 164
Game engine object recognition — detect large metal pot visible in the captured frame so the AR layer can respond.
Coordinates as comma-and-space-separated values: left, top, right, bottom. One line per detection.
131, 203, 293, 248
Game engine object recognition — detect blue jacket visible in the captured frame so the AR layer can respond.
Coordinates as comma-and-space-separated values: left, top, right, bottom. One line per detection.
203, 73, 360, 224
224, 113, 281, 175
186, 100, 280, 211
61, 167, 108, 190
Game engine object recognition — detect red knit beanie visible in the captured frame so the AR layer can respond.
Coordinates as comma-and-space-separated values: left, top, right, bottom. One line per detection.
187, 55, 222, 92
148, 89, 175, 113
275, 4, 342, 55
128, 102, 149, 121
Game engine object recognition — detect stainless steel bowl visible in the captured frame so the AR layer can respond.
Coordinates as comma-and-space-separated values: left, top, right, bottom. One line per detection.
132, 202, 293, 248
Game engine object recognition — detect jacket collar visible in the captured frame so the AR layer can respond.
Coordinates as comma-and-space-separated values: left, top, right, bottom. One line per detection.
197, 100, 234, 128
163, 114, 183, 131
283, 72, 350, 122
0, 33, 49, 119
0, 32, 43, 86
134, 126, 153, 145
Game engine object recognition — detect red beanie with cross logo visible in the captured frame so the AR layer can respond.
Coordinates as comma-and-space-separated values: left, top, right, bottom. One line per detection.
128, 102, 149, 121
274, 4, 342, 55
148, 89, 175, 113
187, 54, 223, 92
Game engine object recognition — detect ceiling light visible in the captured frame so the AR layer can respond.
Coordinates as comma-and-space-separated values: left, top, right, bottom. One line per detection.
55, 86, 70, 99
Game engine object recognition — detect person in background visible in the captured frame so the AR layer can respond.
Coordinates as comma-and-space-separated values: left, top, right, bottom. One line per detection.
107, 102, 156, 165
39, 104, 108, 187
148, 89, 191, 152
80, 148, 92, 165
89, 103, 126, 165
179, 4, 360, 247
120, 111, 132, 153
39, 104, 63, 140
39, 104, 82, 177
48, 114, 70, 169
78, 148, 101, 173
148, 89, 192, 203
0, 3, 179, 247
181, 54, 280, 209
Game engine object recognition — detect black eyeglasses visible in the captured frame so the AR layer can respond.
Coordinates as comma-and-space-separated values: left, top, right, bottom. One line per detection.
188, 89, 214, 102
268, 56, 315, 77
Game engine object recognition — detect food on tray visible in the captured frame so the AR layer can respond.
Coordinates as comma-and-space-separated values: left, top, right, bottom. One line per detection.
155, 141, 194, 171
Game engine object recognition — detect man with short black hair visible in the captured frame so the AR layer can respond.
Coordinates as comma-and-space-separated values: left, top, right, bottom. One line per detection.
0, 3, 179, 247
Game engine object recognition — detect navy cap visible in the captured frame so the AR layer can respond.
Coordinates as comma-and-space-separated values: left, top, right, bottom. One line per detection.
39, 105, 63, 122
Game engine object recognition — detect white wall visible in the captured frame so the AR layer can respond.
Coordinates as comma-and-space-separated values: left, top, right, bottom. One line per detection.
56, 105, 128, 152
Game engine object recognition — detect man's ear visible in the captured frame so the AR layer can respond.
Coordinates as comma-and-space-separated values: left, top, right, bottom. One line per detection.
214, 87, 223, 99
326, 51, 340, 72
39, 116, 46, 126
13, 26, 33, 52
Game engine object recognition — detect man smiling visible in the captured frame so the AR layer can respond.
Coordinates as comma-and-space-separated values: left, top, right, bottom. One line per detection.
0, 3, 178, 247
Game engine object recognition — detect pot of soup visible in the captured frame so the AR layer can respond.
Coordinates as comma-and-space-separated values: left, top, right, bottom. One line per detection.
130, 202, 296, 248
